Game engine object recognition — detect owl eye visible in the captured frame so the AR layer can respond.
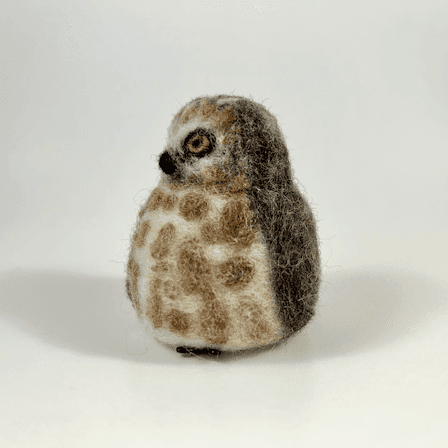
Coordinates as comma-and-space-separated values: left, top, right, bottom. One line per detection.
188, 134, 209, 153
183, 129, 215, 157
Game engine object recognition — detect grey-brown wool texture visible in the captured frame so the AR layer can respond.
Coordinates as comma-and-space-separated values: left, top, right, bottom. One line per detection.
211, 95, 321, 338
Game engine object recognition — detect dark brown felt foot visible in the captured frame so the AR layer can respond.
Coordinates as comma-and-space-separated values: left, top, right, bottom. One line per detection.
176, 346, 221, 356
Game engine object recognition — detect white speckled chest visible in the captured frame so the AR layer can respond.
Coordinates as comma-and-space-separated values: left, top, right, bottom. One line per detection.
127, 177, 283, 351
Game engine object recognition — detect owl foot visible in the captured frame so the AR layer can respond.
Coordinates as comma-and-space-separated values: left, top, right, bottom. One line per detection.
176, 346, 221, 356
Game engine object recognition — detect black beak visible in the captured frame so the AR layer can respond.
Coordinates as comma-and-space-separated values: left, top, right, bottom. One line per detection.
159, 151, 177, 175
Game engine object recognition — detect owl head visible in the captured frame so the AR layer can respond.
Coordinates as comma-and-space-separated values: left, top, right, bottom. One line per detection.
158, 95, 294, 193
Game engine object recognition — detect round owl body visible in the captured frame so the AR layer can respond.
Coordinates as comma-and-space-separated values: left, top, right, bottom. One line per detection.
126, 95, 321, 354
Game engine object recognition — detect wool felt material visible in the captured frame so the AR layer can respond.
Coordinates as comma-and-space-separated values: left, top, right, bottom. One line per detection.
126, 94, 321, 354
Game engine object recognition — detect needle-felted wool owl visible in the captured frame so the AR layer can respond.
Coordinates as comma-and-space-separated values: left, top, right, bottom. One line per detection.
126, 94, 321, 356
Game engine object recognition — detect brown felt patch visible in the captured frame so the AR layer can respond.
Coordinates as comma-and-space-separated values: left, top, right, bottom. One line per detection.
161, 192, 178, 211
218, 198, 258, 247
150, 261, 171, 274
150, 222, 176, 260
162, 278, 183, 301
179, 105, 197, 126
222, 125, 240, 145
126, 256, 141, 315
180, 99, 237, 134
199, 287, 229, 345
140, 188, 164, 216
133, 220, 151, 248
147, 277, 164, 329
214, 256, 255, 290
177, 237, 212, 295
200, 220, 218, 244
139, 188, 177, 217
125, 279, 132, 304
166, 309, 190, 336
239, 297, 273, 344
174, 104, 187, 121
168, 163, 251, 197
151, 260, 173, 275
178, 191, 209, 222
201, 165, 251, 195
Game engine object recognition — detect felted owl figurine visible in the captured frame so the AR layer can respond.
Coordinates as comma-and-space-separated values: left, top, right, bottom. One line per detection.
126, 94, 321, 356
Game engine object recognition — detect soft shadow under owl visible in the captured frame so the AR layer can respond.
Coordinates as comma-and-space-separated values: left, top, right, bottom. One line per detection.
0, 267, 445, 363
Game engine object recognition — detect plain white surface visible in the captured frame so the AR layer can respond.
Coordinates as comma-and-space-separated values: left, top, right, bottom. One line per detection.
1, 1, 447, 446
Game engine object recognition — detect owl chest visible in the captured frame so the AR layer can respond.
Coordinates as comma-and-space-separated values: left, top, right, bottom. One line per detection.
128, 182, 282, 349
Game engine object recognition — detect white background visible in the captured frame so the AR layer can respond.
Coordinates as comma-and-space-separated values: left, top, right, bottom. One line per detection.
1, 1, 447, 446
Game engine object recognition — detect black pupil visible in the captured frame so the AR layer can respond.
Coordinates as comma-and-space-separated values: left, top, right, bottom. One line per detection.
192, 137, 201, 147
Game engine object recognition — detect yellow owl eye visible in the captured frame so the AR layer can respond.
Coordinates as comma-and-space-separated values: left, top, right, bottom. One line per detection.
183, 129, 216, 157
188, 134, 209, 154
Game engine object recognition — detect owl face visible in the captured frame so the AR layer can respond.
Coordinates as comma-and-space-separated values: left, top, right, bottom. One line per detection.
158, 97, 241, 183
